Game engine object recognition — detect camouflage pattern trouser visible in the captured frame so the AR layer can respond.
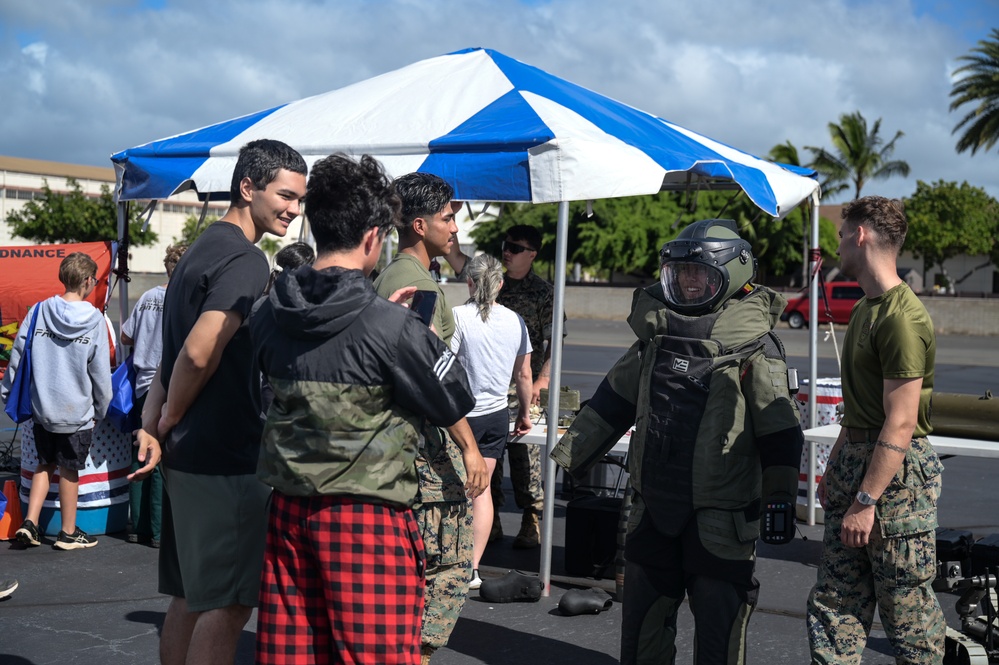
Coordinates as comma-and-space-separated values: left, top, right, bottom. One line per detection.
807, 435, 945, 664
490, 440, 544, 514
417, 499, 473, 651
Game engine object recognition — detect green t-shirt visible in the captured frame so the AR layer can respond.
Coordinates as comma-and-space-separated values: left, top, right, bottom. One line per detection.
840, 283, 935, 436
373, 253, 454, 345
373, 252, 465, 503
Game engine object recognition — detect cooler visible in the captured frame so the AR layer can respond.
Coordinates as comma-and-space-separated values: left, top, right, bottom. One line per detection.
19, 417, 131, 536
794, 377, 843, 523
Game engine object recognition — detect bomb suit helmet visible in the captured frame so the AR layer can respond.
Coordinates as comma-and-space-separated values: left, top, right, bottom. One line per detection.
659, 218, 757, 315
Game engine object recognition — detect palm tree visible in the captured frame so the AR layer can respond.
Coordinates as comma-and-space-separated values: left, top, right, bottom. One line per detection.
950, 28, 999, 156
805, 111, 910, 200
770, 140, 848, 200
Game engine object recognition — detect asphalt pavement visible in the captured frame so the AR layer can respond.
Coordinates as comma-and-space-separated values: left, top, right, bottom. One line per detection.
0, 319, 997, 664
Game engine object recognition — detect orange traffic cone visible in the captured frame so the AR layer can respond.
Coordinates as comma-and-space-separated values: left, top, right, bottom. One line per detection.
0, 480, 23, 540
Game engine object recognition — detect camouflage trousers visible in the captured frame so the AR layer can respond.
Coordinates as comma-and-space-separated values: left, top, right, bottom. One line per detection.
490, 440, 544, 514
417, 499, 473, 651
806, 435, 945, 664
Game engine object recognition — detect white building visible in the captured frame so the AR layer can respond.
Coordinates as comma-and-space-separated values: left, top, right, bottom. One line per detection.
0, 155, 308, 273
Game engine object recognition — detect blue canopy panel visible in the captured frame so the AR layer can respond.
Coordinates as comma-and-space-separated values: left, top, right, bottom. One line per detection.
480, 49, 789, 212
688, 159, 780, 216
425, 89, 555, 202
112, 105, 285, 201
774, 162, 819, 178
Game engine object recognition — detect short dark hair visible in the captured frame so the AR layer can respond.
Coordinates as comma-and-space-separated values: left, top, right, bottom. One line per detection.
229, 139, 307, 202
505, 224, 542, 252
841, 196, 908, 250
393, 172, 454, 237
304, 153, 401, 255
274, 242, 315, 271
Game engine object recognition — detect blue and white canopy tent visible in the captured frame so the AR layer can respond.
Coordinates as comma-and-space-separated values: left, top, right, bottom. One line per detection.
112, 47, 824, 592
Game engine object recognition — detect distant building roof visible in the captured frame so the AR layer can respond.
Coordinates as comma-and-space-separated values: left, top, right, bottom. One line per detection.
0, 155, 114, 183
819, 204, 844, 229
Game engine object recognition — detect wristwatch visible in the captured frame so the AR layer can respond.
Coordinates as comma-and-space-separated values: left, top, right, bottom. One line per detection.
856, 491, 878, 506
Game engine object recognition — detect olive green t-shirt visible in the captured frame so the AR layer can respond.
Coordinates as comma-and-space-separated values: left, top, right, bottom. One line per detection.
840, 283, 935, 436
373, 253, 455, 346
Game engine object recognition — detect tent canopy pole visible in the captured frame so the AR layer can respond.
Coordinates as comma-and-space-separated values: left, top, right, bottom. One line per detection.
538, 200, 570, 596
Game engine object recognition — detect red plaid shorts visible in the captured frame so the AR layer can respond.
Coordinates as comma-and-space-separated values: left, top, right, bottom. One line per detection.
256, 492, 426, 665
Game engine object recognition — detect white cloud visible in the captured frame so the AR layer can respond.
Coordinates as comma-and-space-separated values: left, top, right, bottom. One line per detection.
0, 0, 995, 201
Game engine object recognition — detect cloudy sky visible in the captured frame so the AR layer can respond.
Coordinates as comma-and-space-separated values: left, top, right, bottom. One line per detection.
1, 0, 996, 203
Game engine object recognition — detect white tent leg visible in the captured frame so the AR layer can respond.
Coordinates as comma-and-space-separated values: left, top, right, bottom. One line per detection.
807, 191, 821, 525
539, 201, 569, 596
117, 202, 129, 354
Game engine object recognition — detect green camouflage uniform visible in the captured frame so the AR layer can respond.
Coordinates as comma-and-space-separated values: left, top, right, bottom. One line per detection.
807, 435, 944, 664
494, 268, 563, 514
374, 254, 471, 654
807, 283, 945, 664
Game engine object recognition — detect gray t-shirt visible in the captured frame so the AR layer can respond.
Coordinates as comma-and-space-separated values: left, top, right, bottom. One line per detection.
450, 302, 531, 417
121, 285, 166, 398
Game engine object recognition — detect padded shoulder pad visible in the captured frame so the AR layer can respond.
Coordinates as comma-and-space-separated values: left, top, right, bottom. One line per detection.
762, 331, 786, 361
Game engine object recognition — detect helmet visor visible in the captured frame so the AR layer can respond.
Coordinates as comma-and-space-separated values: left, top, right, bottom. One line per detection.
661, 261, 724, 310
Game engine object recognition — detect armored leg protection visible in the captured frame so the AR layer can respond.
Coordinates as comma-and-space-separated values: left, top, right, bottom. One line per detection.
687, 575, 759, 665
620, 561, 683, 665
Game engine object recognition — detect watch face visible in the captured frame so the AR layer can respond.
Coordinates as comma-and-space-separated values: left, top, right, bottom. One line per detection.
857, 491, 876, 506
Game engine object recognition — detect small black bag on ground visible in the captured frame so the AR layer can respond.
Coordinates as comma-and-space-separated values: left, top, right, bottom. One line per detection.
479, 570, 543, 603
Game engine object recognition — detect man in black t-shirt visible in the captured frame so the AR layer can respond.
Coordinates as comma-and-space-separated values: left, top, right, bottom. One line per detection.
136, 139, 307, 665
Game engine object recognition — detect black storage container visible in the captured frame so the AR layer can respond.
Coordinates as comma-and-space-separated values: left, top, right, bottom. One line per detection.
971, 532, 999, 575
564, 495, 622, 579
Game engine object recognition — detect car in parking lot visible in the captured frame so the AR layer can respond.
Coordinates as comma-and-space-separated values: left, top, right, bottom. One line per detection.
780, 281, 865, 329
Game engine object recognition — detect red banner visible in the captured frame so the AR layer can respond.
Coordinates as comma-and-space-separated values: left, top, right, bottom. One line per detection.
0, 241, 114, 379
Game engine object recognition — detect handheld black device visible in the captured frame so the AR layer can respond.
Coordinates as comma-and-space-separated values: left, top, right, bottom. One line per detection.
410, 290, 438, 327
760, 498, 795, 545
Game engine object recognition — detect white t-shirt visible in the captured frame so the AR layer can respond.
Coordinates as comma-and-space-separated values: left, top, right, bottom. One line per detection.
121, 285, 166, 398
451, 302, 532, 417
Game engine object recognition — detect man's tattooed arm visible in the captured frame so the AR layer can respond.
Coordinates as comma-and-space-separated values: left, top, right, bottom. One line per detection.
875, 439, 908, 453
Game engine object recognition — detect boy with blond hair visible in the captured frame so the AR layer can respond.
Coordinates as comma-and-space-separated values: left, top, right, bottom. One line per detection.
2, 252, 112, 550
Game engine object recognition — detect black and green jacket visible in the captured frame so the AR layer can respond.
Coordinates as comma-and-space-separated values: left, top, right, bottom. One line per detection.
250, 266, 474, 508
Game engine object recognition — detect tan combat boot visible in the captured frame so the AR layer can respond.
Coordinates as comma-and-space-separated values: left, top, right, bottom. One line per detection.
512, 510, 540, 549
488, 518, 503, 543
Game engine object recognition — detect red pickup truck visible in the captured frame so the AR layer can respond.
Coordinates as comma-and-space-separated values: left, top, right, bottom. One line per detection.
780, 282, 865, 329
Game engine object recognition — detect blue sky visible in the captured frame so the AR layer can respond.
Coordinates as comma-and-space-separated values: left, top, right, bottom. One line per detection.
911, 0, 994, 41
1, 0, 997, 202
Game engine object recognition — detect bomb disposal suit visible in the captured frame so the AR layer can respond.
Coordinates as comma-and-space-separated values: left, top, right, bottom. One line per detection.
551, 220, 803, 665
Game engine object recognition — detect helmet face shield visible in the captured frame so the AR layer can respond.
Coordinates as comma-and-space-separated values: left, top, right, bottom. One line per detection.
658, 219, 757, 315
661, 261, 725, 312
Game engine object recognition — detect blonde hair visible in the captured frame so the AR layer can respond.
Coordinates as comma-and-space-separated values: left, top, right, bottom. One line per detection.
164, 244, 187, 279
59, 252, 97, 291
467, 254, 504, 322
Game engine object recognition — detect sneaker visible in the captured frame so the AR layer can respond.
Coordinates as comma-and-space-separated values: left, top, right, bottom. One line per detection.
469, 569, 482, 590
53, 528, 97, 550
0, 579, 17, 600
15, 519, 41, 547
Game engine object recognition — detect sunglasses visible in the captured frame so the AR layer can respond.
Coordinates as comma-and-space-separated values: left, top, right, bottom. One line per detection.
502, 240, 535, 255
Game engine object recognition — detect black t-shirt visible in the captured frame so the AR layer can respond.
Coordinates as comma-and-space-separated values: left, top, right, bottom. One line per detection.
160, 222, 269, 475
